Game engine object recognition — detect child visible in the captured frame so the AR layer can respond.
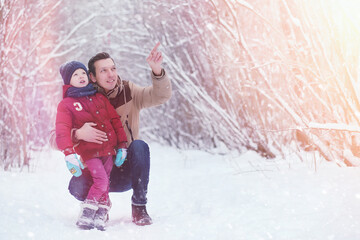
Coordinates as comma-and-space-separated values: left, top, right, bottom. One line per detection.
55, 61, 128, 230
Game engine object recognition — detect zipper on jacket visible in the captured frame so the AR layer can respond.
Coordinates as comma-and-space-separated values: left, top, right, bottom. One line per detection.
125, 115, 134, 142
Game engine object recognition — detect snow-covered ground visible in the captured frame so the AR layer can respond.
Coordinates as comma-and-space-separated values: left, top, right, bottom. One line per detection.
1, 143, 360, 240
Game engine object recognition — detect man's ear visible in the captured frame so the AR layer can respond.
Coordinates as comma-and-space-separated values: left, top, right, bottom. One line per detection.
89, 72, 96, 83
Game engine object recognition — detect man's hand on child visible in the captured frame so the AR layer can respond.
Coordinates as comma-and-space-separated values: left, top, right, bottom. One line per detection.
65, 154, 85, 177
75, 122, 108, 144
115, 148, 127, 167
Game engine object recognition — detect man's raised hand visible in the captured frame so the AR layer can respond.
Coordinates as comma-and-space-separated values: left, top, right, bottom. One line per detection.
146, 42, 163, 76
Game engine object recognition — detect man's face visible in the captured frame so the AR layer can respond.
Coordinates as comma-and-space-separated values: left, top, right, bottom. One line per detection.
90, 58, 117, 92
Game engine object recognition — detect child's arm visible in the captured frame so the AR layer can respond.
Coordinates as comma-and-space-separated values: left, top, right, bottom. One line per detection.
101, 94, 128, 167
101, 94, 128, 148
56, 102, 84, 176
55, 101, 76, 155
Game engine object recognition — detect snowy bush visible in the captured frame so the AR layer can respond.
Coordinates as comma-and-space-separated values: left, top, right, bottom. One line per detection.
1, 0, 360, 169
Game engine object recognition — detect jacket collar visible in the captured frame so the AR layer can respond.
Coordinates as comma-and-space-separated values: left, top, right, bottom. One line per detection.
62, 85, 72, 99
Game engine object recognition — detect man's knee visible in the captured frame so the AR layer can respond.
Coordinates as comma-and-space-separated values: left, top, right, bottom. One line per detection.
68, 172, 92, 201
128, 140, 150, 162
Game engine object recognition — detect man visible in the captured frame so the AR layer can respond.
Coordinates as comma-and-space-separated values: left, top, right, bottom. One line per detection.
66, 42, 171, 226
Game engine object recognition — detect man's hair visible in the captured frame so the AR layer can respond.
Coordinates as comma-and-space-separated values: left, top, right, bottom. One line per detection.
88, 52, 115, 76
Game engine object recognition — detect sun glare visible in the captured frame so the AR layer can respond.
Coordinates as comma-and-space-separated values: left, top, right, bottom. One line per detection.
332, 0, 360, 31
318, 0, 360, 60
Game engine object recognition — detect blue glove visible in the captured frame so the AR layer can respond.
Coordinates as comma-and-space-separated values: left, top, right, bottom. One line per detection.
115, 148, 127, 167
65, 154, 84, 177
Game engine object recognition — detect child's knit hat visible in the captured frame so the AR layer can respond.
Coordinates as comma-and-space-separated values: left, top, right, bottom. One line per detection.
60, 61, 88, 85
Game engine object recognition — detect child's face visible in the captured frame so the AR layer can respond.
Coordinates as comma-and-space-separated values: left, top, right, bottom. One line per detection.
70, 68, 89, 88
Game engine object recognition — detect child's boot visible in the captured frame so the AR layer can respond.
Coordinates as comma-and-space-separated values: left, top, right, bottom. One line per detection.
76, 201, 98, 230
94, 204, 110, 231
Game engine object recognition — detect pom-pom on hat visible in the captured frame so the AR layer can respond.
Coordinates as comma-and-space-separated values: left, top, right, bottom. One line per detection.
60, 61, 88, 85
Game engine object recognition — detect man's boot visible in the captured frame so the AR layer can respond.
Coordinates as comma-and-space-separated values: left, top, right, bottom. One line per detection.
132, 204, 153, 226
94, 204, 110, 231
76, 201, 98, 230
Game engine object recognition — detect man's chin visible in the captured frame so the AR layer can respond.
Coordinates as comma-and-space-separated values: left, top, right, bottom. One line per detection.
104, 85, 116, 92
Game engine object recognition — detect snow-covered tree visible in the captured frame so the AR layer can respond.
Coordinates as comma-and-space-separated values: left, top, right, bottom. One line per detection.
0, 0, 63, 170
2, 0, 360, 170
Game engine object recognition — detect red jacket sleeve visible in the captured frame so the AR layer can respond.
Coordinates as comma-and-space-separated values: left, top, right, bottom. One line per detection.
55, 101, 75, 155
102, 94, 128, 148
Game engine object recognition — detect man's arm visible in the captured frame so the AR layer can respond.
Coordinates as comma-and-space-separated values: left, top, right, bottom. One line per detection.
49, 122, 109, 149
74, 122, 108, 144
132, 42, 172, 110
146, 42, 163, 76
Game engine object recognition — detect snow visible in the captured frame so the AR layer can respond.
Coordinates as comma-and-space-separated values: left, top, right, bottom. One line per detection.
1, 143, 360, 240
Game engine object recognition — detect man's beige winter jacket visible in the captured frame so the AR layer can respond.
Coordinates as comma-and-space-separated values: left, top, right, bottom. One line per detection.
99, 69, 172, 145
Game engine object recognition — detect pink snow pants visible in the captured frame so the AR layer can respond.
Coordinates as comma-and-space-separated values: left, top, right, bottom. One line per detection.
85, 156, 113, 206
